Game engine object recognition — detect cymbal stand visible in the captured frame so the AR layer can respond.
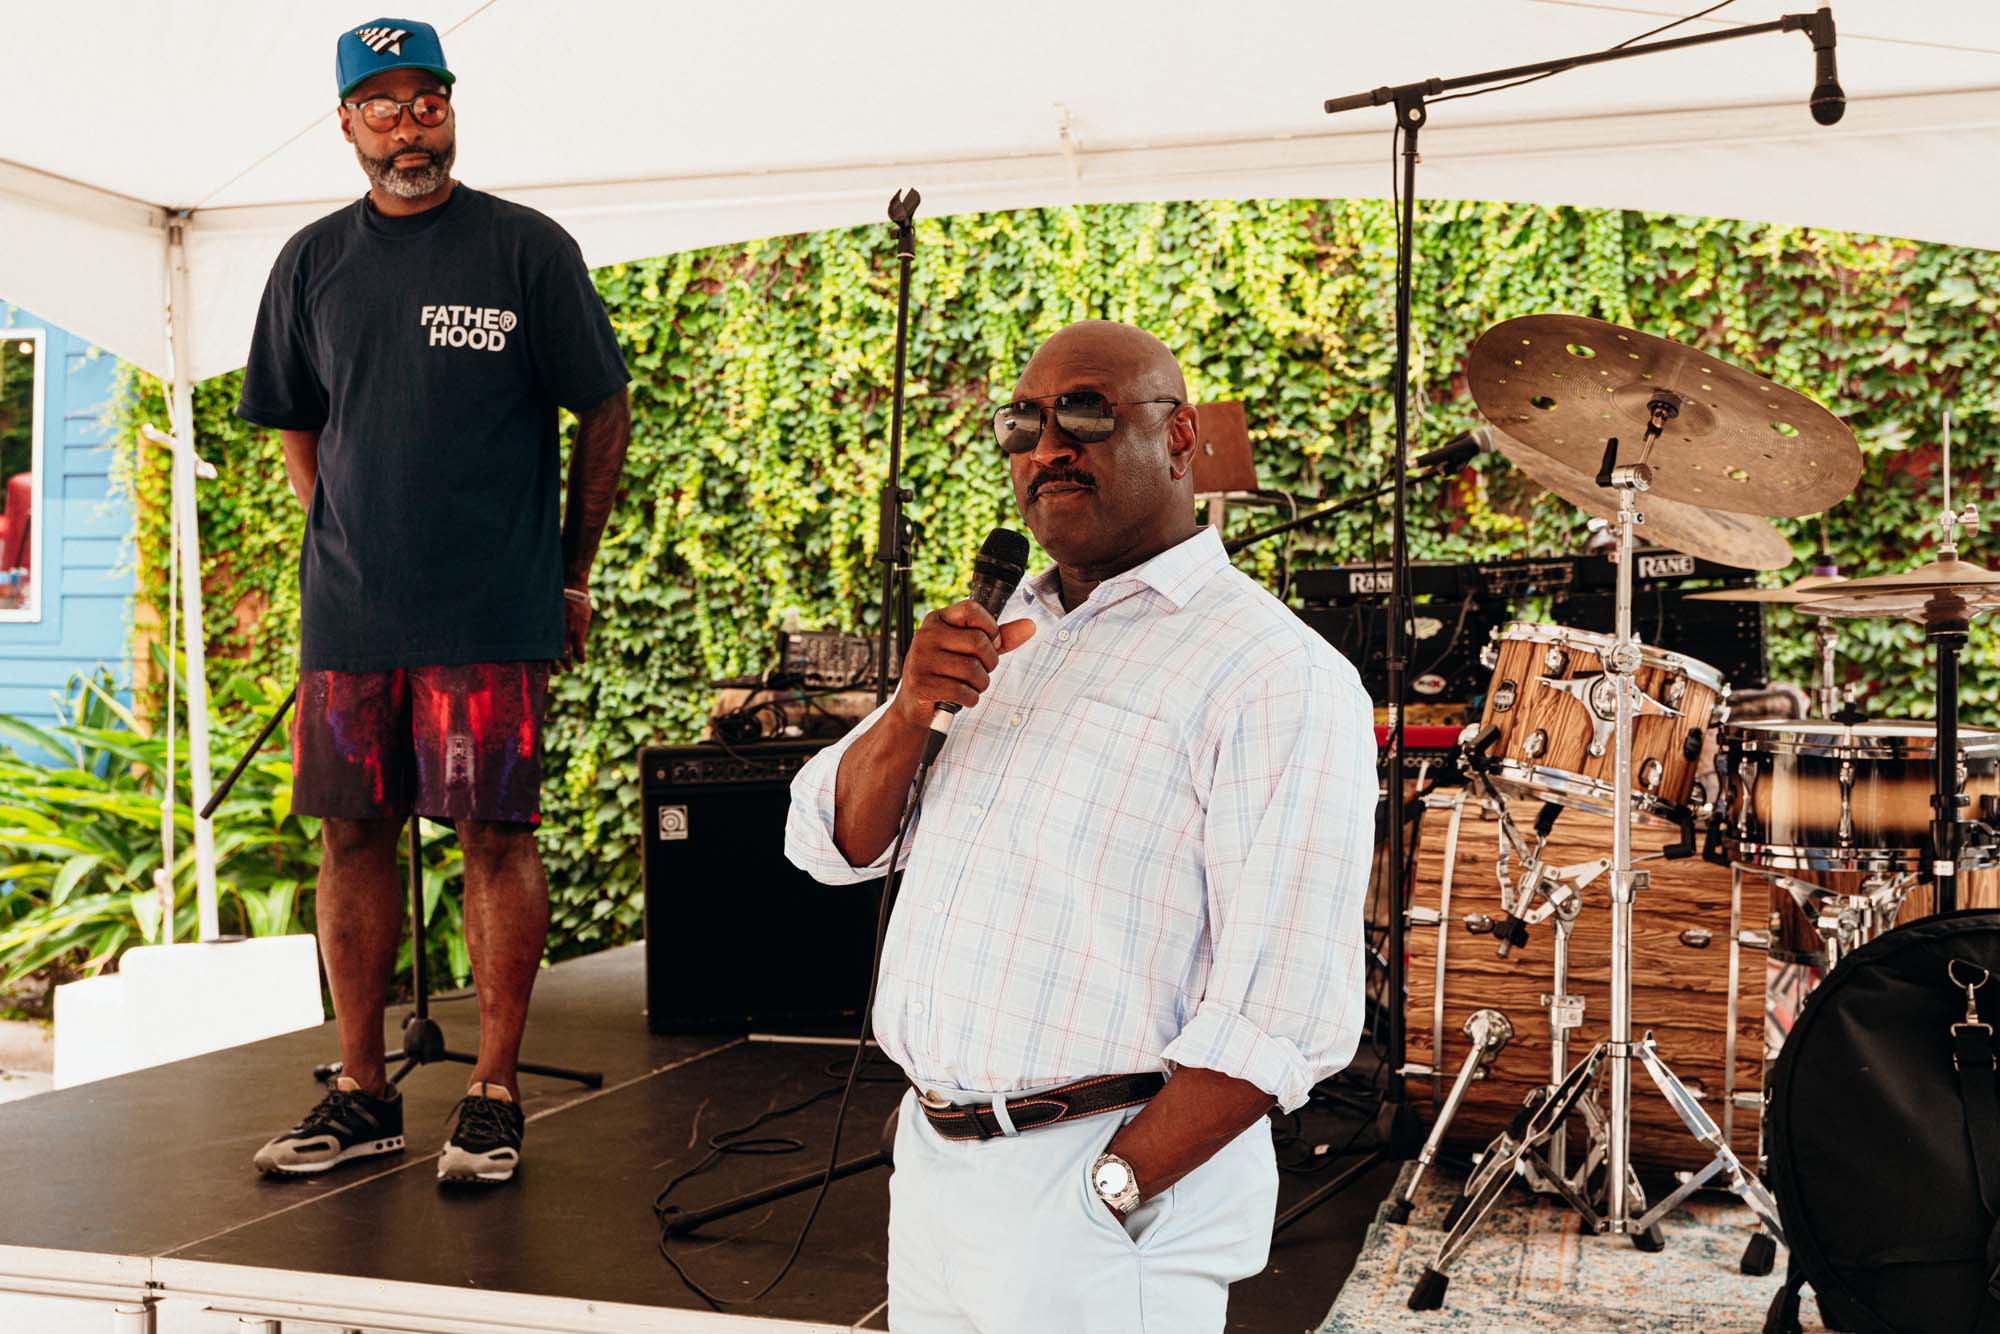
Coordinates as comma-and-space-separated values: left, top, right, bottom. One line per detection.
1806, 533, 1849, 720
1408, 408, 1785, 1311
1927, 435, 1980, 913
1810, 616, 1844, 720
1928, 592, 1970, 914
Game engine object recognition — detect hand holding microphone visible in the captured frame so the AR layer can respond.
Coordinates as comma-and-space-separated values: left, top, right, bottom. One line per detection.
890, 528, 1035, 762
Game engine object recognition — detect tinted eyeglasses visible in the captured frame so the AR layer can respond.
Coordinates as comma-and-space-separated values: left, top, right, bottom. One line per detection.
343, 92, 451, 133
991, 392, 1182, 455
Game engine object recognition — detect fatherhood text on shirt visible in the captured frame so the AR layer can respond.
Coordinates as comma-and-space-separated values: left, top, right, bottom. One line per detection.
420, 304, 518, 350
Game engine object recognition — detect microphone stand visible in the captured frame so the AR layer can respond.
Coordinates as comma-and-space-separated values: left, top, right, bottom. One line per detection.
875, 189, 923, 704
661, 188, 926, 1245
1230, 469, 1468, 1233
1309, 4, 1836, 1269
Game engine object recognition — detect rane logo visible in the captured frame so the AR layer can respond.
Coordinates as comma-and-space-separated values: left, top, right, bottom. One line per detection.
1638, 553, 1697, 579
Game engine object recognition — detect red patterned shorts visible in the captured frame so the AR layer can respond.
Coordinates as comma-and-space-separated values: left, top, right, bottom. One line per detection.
290, 662, 551, 826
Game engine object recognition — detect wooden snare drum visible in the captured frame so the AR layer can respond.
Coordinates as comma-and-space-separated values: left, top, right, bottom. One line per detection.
1479, 622, 1727, 826
1405, 792, 1761, 1173
1717, 719, 2000, 874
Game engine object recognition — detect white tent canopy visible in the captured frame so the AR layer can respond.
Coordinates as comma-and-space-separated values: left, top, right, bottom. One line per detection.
2, 0, 1996, 941
3, 0, 1999, 384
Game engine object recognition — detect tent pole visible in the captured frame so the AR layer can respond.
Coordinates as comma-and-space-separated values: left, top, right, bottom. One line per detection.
165, 215, 220, 943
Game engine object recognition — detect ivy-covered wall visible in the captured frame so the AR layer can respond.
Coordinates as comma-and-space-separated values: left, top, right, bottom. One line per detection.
116, 199, 2000, 960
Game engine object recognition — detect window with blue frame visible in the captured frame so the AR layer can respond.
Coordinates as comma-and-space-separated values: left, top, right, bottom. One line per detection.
0, 330, 42, 620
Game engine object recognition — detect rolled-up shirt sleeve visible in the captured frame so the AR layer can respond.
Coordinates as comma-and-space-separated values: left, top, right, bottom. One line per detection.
1160, 657, 1378, 1112
784, 697, 912, 885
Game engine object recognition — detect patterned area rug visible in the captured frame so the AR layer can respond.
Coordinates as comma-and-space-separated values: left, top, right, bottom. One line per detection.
1319, 1164, 1825, 1332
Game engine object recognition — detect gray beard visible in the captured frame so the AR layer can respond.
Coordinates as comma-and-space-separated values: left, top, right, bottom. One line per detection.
356, 139, 455, 200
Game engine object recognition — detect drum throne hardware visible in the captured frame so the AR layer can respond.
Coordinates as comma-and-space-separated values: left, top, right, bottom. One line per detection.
1399, 306, 1861, 1310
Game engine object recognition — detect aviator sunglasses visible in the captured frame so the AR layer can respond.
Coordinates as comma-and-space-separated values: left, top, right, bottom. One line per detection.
343, 91, 452, 133
991, 392, 1183, 454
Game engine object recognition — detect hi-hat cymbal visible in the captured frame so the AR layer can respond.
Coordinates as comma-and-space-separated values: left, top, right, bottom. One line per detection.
1492, 428, 1793, 570
1687, 572, 1849, 605
1466, 314, 1860, 518
1793, 557, 2000, 620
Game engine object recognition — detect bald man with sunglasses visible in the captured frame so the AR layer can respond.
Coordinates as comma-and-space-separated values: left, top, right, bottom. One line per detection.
237, 19, 630, 1187
787, 321, 1377, 1331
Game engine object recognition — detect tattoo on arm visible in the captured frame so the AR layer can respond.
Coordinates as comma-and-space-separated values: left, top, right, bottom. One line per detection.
561, 387, 631, 588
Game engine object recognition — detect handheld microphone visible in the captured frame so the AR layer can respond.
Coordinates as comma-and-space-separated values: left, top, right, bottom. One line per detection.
1414, 425, 1497, 476
1809, 5, 1844, 127
925, 527, 1031, 761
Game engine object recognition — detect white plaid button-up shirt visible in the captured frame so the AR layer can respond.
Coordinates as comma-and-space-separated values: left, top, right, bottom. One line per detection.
785, 527, 1377, 1111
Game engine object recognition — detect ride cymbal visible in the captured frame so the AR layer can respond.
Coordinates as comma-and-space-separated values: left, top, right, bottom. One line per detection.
1467, 314, 1860, 518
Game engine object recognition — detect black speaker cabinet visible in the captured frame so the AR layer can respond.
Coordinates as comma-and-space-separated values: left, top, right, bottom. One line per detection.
640, 741, 880, 1033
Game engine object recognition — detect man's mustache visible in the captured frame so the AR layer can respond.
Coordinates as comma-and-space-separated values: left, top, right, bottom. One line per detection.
1029, 467, 1096, 501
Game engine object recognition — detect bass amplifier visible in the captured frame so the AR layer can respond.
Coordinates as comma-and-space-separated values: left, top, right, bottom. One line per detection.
640, 741, 880, 1033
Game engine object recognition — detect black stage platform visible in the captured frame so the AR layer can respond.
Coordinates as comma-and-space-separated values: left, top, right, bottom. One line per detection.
0, 944, 1392, 1331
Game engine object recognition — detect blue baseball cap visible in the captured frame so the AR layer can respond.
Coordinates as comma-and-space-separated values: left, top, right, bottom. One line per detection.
336, 19, 454, 98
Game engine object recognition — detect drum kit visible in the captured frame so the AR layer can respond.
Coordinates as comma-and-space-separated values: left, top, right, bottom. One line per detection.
1387, 314, 1998, 1311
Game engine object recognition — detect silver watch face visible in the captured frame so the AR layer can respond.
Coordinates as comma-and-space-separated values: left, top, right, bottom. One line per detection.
1093, 1156, 1133, 1198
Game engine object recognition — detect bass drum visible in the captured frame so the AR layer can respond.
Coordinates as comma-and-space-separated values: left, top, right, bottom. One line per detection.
1404, 791, 1762, 1173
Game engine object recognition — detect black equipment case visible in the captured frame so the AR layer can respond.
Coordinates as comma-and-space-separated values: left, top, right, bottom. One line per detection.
1765, 910, 2000, 1333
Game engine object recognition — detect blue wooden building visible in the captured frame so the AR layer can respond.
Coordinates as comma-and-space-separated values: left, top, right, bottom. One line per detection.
0, 305, 131, 726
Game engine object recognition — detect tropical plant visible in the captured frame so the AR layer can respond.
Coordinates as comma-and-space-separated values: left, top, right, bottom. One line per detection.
0, 666, 469, 998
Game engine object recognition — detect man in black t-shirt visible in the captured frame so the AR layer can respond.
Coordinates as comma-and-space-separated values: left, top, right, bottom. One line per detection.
237, 19, 631, 1187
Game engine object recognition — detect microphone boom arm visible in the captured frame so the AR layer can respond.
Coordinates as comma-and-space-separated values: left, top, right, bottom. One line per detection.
1324, 12, 1827, 118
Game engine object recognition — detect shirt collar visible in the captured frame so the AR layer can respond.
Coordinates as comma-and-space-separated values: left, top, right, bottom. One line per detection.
1017, 527, 1227, 615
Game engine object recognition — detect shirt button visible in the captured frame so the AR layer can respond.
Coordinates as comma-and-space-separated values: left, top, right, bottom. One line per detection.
1057, 630, 1071, 643
1009, 712, 1022, 726
930, 900, 944, 913
908, 999, 926, 1016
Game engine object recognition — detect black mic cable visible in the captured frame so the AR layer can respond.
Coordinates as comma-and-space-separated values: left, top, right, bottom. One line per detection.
1808, 4, 1844, 126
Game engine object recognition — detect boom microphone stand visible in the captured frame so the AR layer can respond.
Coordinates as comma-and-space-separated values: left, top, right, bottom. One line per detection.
1225, 455, 1485, 1233
1320, 10, 1836, 1304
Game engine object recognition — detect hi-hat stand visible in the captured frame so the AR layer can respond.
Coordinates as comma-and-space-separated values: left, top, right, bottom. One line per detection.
203, 688, 602, 1093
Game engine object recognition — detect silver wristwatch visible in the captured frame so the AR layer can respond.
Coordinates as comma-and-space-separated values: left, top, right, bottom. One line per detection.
1091, 1151, 1142, 1215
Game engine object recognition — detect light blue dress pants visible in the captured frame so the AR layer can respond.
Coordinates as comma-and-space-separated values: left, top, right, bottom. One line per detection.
886, 1085, 1278, 1333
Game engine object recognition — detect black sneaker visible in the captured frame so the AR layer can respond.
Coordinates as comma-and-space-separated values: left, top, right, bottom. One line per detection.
253, 1077, 405, 1176
437, 1083, 524, 1185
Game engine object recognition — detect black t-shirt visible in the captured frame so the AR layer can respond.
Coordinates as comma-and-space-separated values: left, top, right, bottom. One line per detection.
237, 185, 629, 672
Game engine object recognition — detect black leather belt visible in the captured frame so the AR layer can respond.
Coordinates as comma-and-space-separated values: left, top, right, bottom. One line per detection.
917, 1072, 1166, 1142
